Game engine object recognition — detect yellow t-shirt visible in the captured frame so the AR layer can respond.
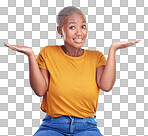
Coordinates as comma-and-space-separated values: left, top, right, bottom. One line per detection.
36, 45, 107, 118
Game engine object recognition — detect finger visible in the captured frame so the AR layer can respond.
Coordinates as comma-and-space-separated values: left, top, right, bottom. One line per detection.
127, 40, 140, 46
11, 45, 22, 51
119, 41, 127, 46
12, 45, 27, 54
125, 42, 133, 47
132, 40, 141, 44
135, 40, 141, 42
133, 40, 141, 43
4, 43, 18, 51
4, 43, 15, 48
12, 45, 19, 49
129, 41, 136, 45
4, 43, 11, 47
4, 43, 14, 49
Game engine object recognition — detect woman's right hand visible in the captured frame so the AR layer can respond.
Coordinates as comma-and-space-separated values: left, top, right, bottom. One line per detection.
4, 43, 33, 57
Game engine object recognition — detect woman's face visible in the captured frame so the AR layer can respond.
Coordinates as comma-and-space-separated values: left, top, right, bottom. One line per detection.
60, 12, 88, 49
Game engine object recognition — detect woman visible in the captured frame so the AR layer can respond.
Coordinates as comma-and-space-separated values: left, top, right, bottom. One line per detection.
4, 6, 140, 136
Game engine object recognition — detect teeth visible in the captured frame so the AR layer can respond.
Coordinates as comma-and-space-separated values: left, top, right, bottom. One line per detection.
73, 38, 83, 43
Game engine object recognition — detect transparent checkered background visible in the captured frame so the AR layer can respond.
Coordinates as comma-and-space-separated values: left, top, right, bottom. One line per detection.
0, 0, 148, 135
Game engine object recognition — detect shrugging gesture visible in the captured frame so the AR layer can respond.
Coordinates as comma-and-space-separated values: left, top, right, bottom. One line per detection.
97, 40, 141, 92
4, 42, 49, 97
111, 40, 141, 51
4, 43, 33, 57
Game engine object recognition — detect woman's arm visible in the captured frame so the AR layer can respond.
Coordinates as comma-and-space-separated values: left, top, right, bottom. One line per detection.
96, 47, 116, 92
28, 52, 49, 96
97, 40, 141, 92
4, 43, 49, 96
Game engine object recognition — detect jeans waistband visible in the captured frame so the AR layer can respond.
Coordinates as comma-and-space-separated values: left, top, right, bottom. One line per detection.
43, 114, 95, 122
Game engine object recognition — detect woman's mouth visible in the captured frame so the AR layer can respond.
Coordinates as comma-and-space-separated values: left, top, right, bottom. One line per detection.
73, 38, 84, 43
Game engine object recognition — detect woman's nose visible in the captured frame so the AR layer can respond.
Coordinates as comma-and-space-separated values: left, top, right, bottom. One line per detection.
76, 27, 82, 35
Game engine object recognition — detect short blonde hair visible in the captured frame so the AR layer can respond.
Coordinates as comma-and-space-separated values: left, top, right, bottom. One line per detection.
56, 6, 85, 27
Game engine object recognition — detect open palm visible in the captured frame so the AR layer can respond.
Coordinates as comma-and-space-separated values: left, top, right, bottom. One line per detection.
4, 43, 33, 57
111, 40, 141, 51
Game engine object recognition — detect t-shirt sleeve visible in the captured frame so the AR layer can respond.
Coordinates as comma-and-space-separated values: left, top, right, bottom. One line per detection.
96, 51, 107, 68
36, 47, 48, 70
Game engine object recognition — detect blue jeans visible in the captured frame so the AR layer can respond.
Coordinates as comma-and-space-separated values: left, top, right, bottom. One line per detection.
33, 114, 102, 136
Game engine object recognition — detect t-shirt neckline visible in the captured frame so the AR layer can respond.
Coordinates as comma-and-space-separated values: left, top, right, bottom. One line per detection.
59, 45, 86, 60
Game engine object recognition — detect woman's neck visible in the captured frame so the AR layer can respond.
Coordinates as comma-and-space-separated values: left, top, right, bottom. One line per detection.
61, 45, 84, 57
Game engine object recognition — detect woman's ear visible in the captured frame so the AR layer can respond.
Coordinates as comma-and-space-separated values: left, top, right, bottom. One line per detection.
57, 26, 62, 36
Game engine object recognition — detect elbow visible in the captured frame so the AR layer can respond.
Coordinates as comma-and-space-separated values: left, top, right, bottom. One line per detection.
38, 89, 47, 97
102, 87, 112, 92
99, 85, 113, 92
32, 87, 48, 97
36, 93, 43, 97
32, 90, 43, 97
35, 91, 46, 97
99, 81, 115, 92
30, 79, 48, 97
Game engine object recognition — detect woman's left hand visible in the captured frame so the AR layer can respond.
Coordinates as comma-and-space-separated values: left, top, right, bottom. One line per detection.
111, 40, 141, 51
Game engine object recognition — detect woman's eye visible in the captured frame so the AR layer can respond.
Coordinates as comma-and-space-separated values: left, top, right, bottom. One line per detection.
70, 26, 75, 29
82, 25, 86, 29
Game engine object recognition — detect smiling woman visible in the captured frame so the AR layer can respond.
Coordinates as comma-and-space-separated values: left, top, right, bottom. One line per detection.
4, 5, 141, 136
57, 7, 88, 57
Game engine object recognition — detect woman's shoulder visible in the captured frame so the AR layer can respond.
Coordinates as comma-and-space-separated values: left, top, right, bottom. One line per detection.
38, 45, 59, 55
